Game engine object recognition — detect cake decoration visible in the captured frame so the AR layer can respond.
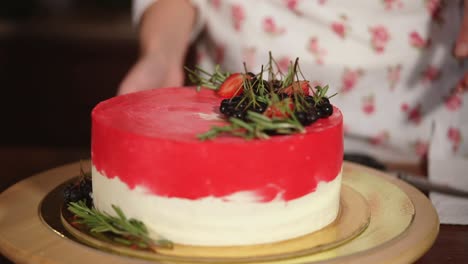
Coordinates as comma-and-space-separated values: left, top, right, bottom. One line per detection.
66, 54, 344, 247
185, 53, 336, 140
63, 165, 93, 207
67, 200, 173, 251
63, 165, 172, 251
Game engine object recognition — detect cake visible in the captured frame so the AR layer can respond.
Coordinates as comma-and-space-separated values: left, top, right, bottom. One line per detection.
91, 86, 344, 246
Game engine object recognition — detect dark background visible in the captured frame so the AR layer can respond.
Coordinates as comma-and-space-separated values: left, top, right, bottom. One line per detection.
0, 0, 137, 192
0, 1, 136, 262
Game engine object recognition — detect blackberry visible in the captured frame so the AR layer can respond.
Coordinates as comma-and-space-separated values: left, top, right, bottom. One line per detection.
63, 183, 73, 203
233, 110, 247, 120
271, 80, 283, 91
220, 104, 233, 115
316, 108, 324, 118
220, 99, 231, 109
219, 104, 235, 116
317, 97, 330, 106
249, 102, 267, 113
295, 108, 321, 126
63, 177, 93, 207
295, 111, 310, 126
80, 177, 93, 201
69, 190, 82, 203
230, 95, 243, 103
220, 97, 240, 115
264, 129, 280, 136
236, 100, 248, 109
304, 95, 315, 105
318, 103, 333, 118
253, 79, 271, 95
277, 93, 290, 100
63, 183, 82, 204
306, 110, 319, 124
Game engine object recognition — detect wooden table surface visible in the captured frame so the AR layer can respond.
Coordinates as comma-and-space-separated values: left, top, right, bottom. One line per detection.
0, 147, 467, 264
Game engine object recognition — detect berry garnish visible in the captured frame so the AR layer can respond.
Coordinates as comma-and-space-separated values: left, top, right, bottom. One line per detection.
282, 81, 310, 95
63, 166, 93, 207
319, 103, 333, 118
217, 73, 246, 98
264, 99, 294, 118
186, 52, 337, 140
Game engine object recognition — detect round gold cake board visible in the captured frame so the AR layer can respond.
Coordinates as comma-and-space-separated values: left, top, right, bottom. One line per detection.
59, 185, 369, 262
0, 161, 439, 264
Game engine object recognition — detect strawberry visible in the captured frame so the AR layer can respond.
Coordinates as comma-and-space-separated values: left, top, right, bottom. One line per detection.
283, 81, 310, 95
264, 99, 294, 118
217, 73, 246, 98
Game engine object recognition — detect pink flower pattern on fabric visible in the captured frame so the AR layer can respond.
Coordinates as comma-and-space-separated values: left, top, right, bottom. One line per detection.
387, 64, 402, 90
421, 65, 441, 84
211, 0, 221, 9
278, 56, 291, 73
402, 103, 422, 125
341, 68, 363, 92
284, 0, 302, 15
362, 94, 375, 115
331, 21, 347, 39
369, 25, 390, 53
426, 0, 444, 23
263, 17, 286, 35
369, 131, 390, 145
447, 127, 462, 153
445, 93, 463, 112
413, 140, 429, 157
307, 37, 327, 64
409, 31, 430, 49
231, 4, 245, 32
383, 0, 403, 10
284, 0, 298, 10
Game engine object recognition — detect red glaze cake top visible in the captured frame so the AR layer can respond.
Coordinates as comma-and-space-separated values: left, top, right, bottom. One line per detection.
92, 87, 343, 202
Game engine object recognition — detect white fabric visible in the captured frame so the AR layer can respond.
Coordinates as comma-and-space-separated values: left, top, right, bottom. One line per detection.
133, 0, 468, 224
429, 122, 468, 225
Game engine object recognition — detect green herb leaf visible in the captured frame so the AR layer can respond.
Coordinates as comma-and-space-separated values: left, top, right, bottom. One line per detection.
67, 200, 173, 251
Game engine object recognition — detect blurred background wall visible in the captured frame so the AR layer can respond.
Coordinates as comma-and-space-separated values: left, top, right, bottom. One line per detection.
0, 1, 137, 193
1, 1, 138, 262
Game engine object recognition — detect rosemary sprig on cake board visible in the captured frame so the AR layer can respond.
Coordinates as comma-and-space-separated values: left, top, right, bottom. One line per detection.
67, 200, 173, 251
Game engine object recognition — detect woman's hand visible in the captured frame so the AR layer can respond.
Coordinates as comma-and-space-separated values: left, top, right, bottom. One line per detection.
118, 0, 196, 95
118, 53, 184, 95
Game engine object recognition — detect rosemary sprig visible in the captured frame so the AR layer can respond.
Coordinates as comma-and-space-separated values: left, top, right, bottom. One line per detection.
67, 200, 173, 251
312, 85, 337, 105
184, 65, 230, 91
197, 111, 304, 141
185, 52, 335, 140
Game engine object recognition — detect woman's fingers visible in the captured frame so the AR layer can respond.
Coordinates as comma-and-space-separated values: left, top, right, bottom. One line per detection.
118, 55, 184, 95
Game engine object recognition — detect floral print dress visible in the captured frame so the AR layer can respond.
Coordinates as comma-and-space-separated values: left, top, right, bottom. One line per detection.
135, 0, 468, 164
